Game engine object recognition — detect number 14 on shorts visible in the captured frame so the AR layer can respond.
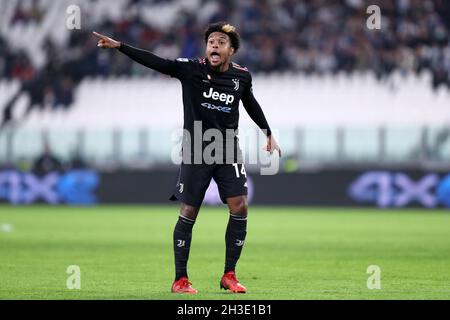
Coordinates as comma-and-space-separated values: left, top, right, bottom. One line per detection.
232, 163, 247, 178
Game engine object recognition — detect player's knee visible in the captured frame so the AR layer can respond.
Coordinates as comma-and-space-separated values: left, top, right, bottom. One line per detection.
180, 203, 199, 221
229, 196, 248, 216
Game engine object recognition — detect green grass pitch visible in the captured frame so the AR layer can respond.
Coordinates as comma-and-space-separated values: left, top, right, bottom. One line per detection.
1, 205, 449, 300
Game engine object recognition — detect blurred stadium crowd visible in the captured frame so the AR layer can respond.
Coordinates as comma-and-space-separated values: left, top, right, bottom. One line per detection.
1, 0, 450, 121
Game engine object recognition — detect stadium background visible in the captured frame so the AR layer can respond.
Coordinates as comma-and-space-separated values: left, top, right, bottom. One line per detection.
1, 0, 450, 300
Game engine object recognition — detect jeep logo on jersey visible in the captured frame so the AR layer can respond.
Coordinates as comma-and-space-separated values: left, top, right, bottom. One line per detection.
203, 88, 235, 105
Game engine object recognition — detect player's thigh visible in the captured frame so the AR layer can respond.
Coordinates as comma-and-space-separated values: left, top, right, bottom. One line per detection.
213, 163, 248, 206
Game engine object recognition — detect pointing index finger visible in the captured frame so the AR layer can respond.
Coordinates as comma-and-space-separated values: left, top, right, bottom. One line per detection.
92, 31, 107, 40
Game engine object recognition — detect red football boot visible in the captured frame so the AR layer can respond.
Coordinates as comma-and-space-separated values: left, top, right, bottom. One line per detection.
220, 271, 247, 293
171, 277, 198, 294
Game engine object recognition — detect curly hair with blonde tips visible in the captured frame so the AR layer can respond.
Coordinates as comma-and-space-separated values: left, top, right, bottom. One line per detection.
221, 24, 235, 33
204, 22, 240, 53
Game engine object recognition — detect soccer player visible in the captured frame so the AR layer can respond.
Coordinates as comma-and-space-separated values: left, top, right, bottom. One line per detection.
93, 22, 281, 294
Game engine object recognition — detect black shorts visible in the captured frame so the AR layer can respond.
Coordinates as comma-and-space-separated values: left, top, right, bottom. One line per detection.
169, 163, 248, 207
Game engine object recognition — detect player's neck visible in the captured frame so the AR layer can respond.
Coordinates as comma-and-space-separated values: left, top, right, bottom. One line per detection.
208, 60, 230, 73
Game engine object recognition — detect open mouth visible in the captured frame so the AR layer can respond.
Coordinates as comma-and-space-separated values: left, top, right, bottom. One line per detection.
210, 52, 221, 64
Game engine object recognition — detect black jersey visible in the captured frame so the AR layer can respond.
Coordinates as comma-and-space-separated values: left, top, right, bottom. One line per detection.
119, 43, 272, 164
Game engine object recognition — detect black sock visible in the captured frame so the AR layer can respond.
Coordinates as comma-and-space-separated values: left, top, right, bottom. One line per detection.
225, 213, 247, 274
173, 215, 195, 280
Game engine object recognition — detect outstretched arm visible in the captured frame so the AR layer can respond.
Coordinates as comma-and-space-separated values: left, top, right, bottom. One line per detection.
242, 80, 281, 157
93, 31, 179, 76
